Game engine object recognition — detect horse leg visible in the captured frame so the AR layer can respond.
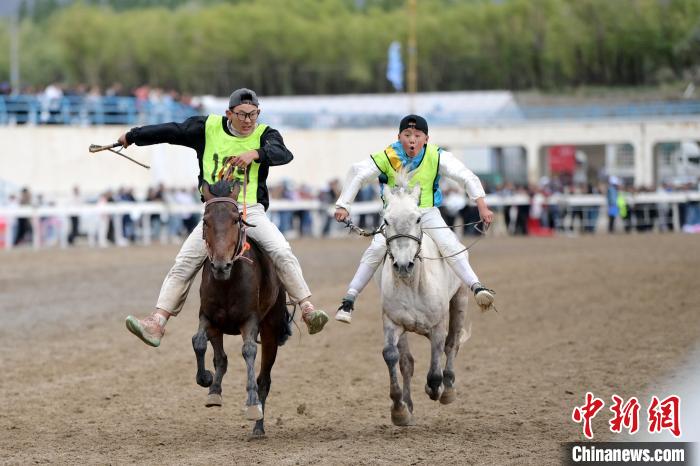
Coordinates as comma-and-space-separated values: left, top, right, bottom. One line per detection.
441, 287, 468, 405
192, 314, 213, 388
397, 333, 414, 414
204, 329, 227, 407
425, 327, 446, 401
241, 321, 263, 421
382, 318, 412, 426
250, 319, 279, 439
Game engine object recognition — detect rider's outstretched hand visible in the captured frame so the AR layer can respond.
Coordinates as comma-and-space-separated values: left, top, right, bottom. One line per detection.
479, 207, 494, 225
117, 133, 130, 148
335, 207, 349, 222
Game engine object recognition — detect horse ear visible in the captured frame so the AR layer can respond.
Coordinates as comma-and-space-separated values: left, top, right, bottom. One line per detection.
202, 182, 214, 201
230, 181, 241, 200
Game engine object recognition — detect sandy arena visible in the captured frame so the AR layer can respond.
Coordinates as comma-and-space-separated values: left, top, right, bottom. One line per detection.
1, 233, 698, 465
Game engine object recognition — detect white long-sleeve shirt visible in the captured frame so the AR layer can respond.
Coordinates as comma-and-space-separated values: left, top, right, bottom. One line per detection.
335, 149, 486, 213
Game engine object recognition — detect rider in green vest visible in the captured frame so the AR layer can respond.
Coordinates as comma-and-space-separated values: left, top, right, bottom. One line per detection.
334, 115, 496, 323
200, 114, 267, 205
370, 142, 441, 208
118, 88, 328, 347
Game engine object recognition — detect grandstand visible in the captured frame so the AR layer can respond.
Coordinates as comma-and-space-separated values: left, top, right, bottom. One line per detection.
3, 91, 700, 128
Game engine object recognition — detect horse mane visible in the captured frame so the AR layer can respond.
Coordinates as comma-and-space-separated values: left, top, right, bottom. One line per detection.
393, 167, 413, 194
209, 179, 237, 197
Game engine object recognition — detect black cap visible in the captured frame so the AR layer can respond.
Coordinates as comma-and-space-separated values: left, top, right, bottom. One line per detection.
228, 88, 259, 109
399, 114, 428, 135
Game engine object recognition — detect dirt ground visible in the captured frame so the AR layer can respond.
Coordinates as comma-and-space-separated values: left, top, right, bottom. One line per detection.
0, 233, 698, 465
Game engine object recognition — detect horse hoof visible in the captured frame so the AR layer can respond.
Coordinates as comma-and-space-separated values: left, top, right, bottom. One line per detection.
425, 383, 443, 401
439, 387, 456, 405
205, 393, 222, 407
247, 430, 266, 441
391, 405, 414, 426
245, 403, 264, 421
197, 370, 213, 388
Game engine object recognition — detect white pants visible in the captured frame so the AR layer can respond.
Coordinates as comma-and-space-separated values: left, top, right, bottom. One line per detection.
351, 207, 479, 292
156, 203, 311, 315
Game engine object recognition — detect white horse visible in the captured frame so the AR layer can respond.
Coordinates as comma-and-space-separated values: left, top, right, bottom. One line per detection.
379, 178, 470, 426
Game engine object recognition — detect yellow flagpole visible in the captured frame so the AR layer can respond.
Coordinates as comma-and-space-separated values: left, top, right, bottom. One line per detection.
407, 0, 418, 112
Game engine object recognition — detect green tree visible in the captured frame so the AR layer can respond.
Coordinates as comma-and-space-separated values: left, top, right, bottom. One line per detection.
9, 0, 700, 94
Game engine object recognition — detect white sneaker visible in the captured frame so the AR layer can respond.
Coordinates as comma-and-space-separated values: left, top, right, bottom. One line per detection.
471, 283, 496, 312
334, 296, 355, 324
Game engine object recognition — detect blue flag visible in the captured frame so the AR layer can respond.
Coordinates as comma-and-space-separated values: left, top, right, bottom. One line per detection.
386, 41, 404, 92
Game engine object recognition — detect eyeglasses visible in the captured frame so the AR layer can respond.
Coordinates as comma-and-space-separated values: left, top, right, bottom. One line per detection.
231, 109, 260, 122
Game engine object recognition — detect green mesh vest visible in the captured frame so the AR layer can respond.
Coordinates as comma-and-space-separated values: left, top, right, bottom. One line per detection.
371, 143, 441, 208
201, 114, 267, 204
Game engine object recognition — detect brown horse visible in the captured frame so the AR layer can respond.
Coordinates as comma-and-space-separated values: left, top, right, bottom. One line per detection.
192, 180, 292, 438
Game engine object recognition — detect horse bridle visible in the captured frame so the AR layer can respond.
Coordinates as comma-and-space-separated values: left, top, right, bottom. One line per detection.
203, 197, 254, 265
346, 217, 488, 262
384, 224, 424, 263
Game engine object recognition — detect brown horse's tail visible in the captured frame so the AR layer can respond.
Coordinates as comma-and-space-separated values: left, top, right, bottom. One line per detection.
276, 287, 294, 347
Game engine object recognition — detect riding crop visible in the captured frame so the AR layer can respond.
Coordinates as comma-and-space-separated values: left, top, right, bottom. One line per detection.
88, 142, 151, 169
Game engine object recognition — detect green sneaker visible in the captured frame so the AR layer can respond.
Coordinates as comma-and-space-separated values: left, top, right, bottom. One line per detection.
125, 314, 165, 347
302, 308, 329, 335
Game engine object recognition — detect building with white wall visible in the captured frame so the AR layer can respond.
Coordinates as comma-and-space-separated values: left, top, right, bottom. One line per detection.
1, 91, 699, 200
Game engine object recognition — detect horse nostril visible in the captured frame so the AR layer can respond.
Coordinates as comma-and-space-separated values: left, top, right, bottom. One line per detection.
407, 261, 415, 270
211, 261, 231, 274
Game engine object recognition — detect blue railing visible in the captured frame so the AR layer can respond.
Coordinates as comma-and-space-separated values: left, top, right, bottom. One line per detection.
0, 95, 199, 125
520, 101, 700, 120
1, 95, 700, 127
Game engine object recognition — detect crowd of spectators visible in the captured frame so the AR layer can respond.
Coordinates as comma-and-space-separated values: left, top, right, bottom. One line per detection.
487, 177, 700, 236
0, 82, 201, 125
0, 184, 202, 247
1, 175, 699, 248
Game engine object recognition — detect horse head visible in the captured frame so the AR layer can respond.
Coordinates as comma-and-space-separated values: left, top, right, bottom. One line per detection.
202, 180, 251, 280
382, 171, 422, 279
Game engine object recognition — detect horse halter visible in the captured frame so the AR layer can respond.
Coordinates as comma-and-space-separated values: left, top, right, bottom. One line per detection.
203, 197, 253, 265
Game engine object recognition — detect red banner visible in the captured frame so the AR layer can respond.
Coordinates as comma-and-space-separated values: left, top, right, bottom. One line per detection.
548, 145, 576, 173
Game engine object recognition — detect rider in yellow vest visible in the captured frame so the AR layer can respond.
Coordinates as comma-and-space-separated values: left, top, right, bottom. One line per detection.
119, 88, 328, 347
334, 115, 496, 323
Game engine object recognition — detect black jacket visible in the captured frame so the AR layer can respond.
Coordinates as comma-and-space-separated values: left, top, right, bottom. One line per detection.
126, 115, 293, 210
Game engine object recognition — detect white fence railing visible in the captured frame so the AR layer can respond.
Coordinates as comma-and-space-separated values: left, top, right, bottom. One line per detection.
1, 192, 699, 250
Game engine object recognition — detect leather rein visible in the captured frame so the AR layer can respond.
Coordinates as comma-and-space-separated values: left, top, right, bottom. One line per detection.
345, 217, 488, 261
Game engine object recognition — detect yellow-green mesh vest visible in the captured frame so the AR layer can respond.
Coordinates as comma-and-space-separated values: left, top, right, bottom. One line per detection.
201, 115, 267, 204
371, 143, 440, 208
